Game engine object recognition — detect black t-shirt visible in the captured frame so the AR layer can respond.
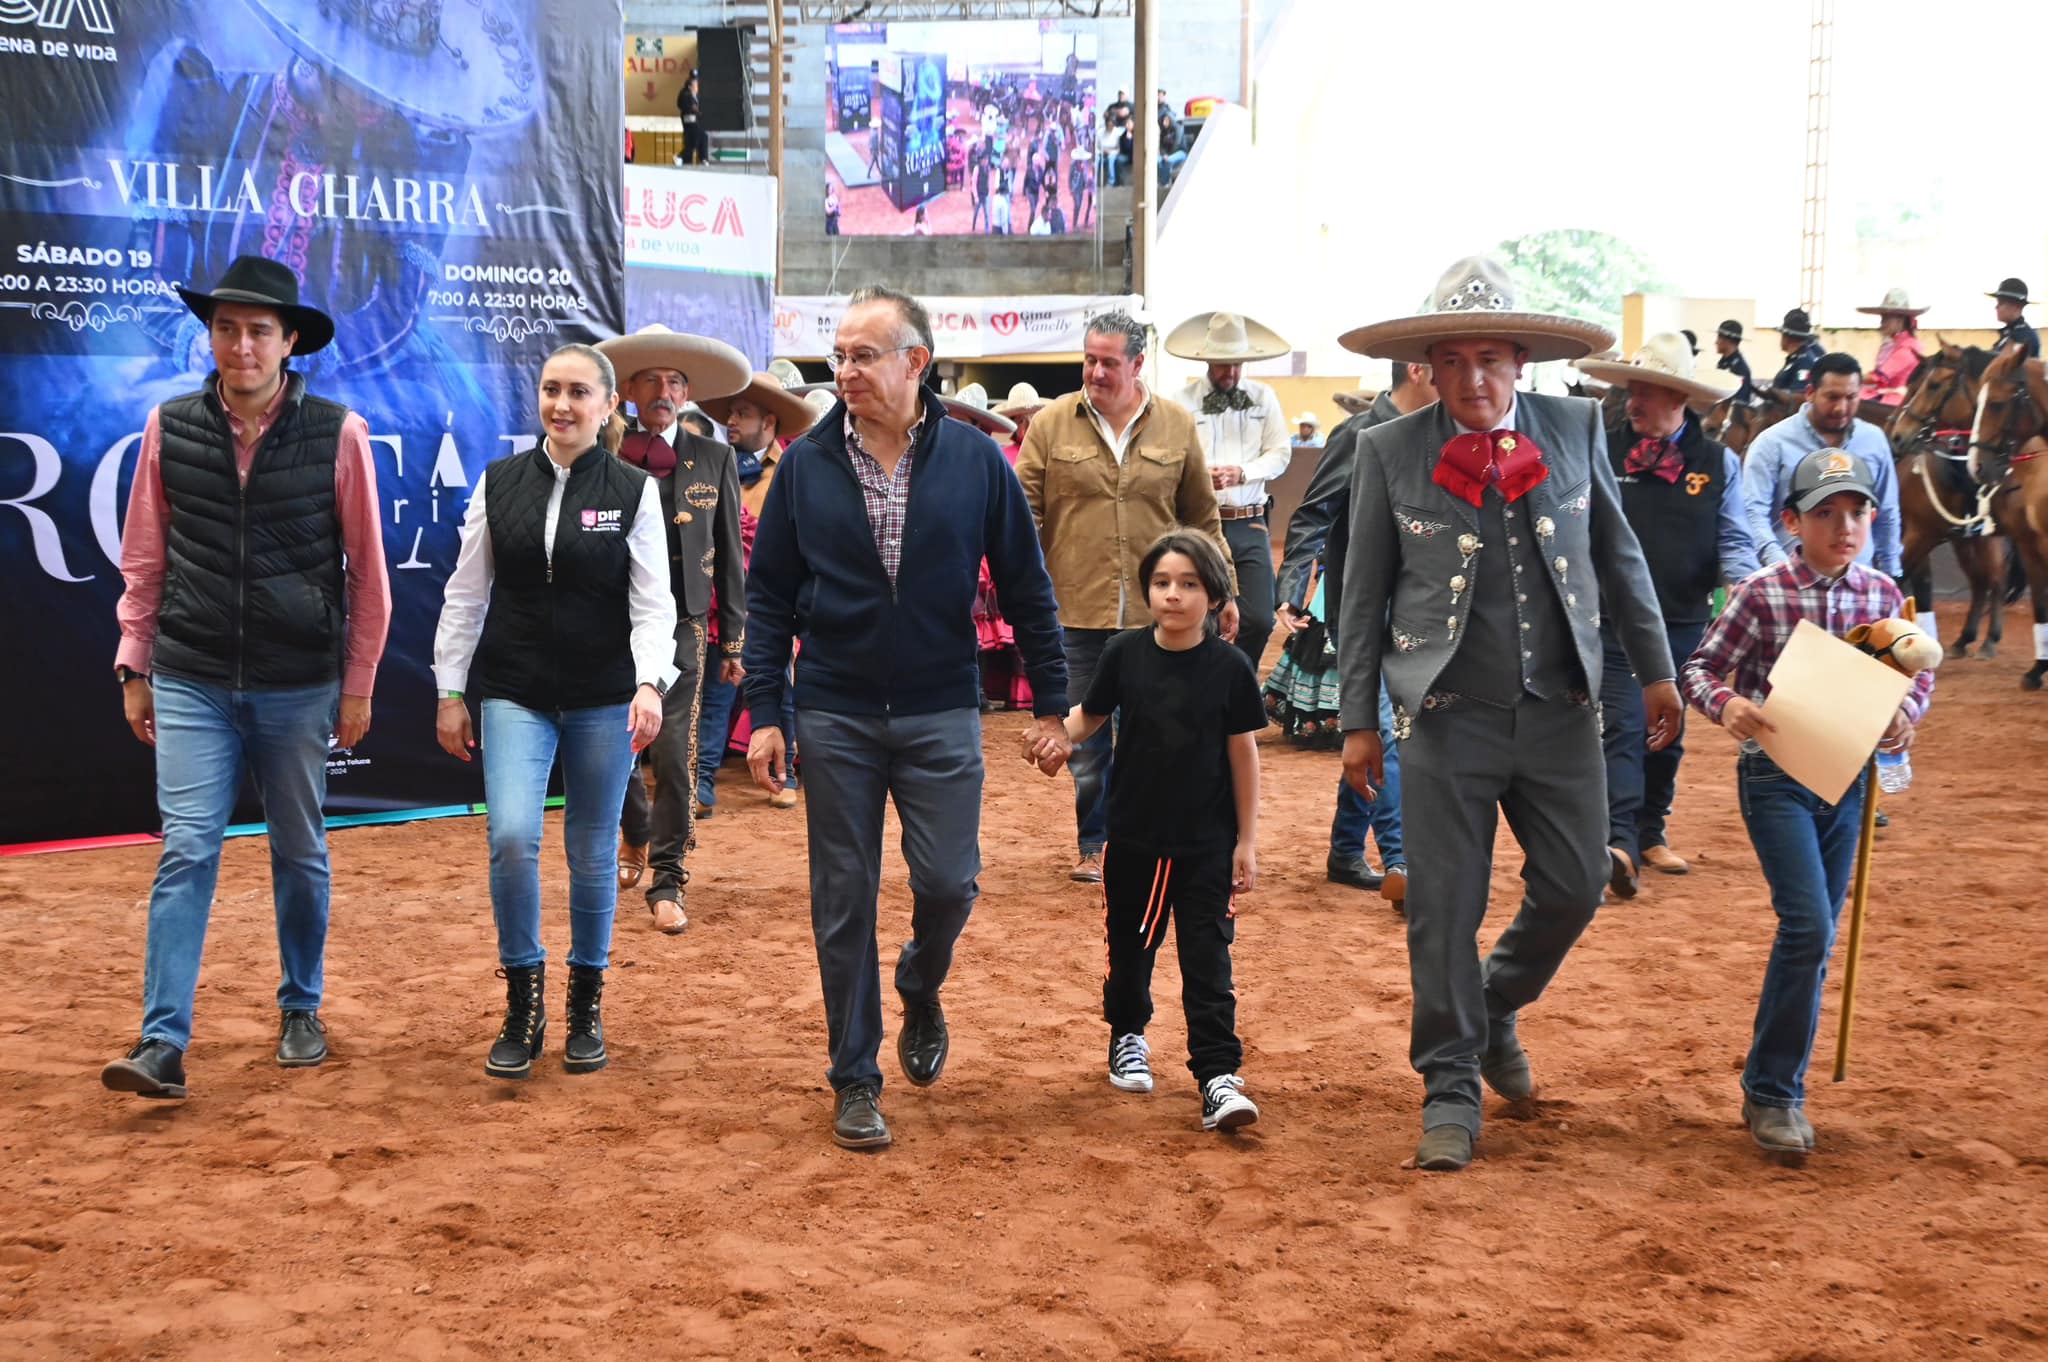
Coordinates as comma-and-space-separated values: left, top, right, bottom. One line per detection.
1083, 629, 1267, 854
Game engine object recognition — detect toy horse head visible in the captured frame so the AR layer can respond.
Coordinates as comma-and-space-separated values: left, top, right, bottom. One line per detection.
1845, 616, 1944, 676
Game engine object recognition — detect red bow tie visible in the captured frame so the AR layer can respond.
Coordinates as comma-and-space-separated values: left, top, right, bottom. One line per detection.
1434, 429, 1548, 507
619, 430, 677, 477
1625, 436, 1685, 483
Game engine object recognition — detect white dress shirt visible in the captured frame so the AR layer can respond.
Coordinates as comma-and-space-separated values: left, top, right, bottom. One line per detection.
1177, 374, 1292, 510
1086, 383, 1152, 463
432, 444, 681, 696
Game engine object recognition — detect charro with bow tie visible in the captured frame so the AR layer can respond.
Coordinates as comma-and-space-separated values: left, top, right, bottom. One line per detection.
1335, 255, 1678, 1174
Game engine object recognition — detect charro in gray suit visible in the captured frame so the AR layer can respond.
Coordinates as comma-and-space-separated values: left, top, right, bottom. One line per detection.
1335, 256, 1680, 1170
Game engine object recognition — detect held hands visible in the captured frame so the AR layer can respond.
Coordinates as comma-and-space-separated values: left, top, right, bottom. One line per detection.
1719, 695, 1775, 743
436, 697, 475, 761
1642, 680, 1683, 753
749, 724, 788, 793
1022, 715, 1072, 776
1342, 729, 1383, 803
1275, 602, 1310, 634
336, 695, 372, 749
719, 658, 746, 686
628, 685, 664, 754
122, 677, 155, 746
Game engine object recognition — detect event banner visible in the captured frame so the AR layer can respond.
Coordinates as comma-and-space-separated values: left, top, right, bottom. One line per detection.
823, 20, 1099, 236
775, 293, 1141, 359
0, 0, 625, 846
624, 163, 776, 366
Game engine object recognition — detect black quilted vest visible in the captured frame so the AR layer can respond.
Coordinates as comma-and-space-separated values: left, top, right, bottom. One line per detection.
472, 443, 649, 711
151, 372, 349, 689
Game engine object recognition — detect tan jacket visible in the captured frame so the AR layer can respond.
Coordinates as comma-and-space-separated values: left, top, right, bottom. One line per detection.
1016, 386, 1234, 630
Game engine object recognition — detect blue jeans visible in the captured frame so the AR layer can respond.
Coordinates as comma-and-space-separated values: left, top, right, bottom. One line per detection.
481, 699, 637, 971
695, 667, 798, 806
1064, 627, 1118, 854
800, 707, 984, 1092
140, 674, 340, 1051
1737, 750, 1868, 1108
1331, 683, 1403, 867
1601, 620, 1706, 858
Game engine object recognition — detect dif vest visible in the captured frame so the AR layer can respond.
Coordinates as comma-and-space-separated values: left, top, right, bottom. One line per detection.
151, 371, 349, 690
472, 443, 649, 711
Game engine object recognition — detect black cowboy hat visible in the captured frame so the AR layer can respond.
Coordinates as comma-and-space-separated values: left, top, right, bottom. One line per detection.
1987, 277, 2032, 306
1779, 307, 1816, 341
1717, 319, 1744, 342
175, 255, 335, 355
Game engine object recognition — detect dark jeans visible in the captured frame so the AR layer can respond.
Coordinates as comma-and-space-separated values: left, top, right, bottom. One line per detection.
1738, 751, 1868, 1108
618, 618, 705, 904
1330, 682, 1403, 867
1599, 619, 1706, 858
1102, 841, 1241, 1082
1064, 626, 1119, 854
801, 707, 984, 1093
1401, 694, 1608, 1137
1221, 515, 1277, 672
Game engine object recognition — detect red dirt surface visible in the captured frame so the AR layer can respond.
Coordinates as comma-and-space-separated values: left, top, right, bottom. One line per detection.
3, 612, 2046, 1361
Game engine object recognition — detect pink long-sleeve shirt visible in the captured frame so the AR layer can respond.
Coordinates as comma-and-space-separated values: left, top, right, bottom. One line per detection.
114, 380, 391, 696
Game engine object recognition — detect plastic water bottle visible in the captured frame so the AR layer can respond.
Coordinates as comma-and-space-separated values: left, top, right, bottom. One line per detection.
1876, 747, 1912, 795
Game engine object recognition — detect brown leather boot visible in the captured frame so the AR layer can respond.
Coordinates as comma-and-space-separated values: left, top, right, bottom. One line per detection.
617, 837, 648, 889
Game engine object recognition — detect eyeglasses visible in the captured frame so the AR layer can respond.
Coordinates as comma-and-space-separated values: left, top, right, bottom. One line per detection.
826, 345, 915, 374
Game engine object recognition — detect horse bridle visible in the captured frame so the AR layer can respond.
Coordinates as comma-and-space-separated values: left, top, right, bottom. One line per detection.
1971, 368, 2037, 478
1899, 361, 1972, 460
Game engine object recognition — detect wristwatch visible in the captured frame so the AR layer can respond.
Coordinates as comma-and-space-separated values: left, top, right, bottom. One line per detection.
648, 678, 670, 698
115, 665, 146, 685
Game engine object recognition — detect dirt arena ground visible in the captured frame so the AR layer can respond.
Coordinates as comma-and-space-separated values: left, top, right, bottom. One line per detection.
4, 612, 2046, 1361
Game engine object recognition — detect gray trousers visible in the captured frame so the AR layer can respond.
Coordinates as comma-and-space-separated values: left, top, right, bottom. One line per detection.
1400, 693, 1609, 1136
801, 707, 984, 1093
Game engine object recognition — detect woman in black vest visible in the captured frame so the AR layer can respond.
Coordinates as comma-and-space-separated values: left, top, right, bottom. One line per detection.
432, 343, 678, 1080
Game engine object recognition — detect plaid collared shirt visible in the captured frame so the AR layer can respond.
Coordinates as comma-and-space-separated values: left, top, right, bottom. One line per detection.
1680, 549, 1934, 725
844, 412, 923, 585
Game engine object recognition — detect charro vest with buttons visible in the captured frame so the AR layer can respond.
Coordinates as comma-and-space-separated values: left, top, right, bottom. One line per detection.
472, 443, 649, 711
1430, 488, 1582, 706
151, 371, 349, 689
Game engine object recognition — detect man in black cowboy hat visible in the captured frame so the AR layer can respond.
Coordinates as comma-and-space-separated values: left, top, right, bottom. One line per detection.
1714, 320, 1756, 403
101, 255, 390, 1100
1988, 277, 2039, 360
1765, 308, 1825, 401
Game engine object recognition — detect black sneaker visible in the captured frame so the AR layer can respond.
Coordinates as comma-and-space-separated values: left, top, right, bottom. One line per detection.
101, 1039, 188, 1099
1108, 1033, 1153, 1092
832, 1082, 891, 1149
1200, 1074, 1259, 1131
276, 1010, 327, 1068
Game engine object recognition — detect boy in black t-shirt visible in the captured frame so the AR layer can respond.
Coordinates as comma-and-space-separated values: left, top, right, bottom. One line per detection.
1029, 531, 1267, 1131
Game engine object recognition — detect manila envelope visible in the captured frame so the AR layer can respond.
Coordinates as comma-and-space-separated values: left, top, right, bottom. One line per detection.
1756, 620, 1912, 805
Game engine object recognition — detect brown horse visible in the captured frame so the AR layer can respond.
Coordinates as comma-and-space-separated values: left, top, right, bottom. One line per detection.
1891, 343, 2007, 657
1702, 391, 1794, 457
1966, 345, 2048, 688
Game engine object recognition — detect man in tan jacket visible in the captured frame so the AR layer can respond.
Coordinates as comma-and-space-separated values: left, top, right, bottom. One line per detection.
1016, 309, 1236, 883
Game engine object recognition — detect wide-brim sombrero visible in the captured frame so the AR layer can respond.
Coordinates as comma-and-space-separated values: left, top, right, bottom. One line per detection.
1164, 311, 1291, 362
1339, 255, 1614, 366
1573, 332, 1738, 407
595, 326, 751, 402
696, 371, 816, 435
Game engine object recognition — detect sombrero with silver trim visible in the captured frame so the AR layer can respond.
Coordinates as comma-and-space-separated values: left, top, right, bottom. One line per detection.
940, 382, 1017, 436
1339, 255, 1614, 365
1856, 287, 1929, 318
1164, 310, 1291, 362
1573, 332, 1739, 407
696, 370, 816, 435
594, 325, 751, 401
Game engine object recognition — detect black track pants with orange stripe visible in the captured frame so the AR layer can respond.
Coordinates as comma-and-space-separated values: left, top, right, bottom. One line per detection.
1101, 842, 1242, 1083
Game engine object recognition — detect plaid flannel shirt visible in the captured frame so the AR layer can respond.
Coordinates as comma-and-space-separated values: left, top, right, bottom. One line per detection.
844, 412, 924, 586
1680, 550, 1934, 726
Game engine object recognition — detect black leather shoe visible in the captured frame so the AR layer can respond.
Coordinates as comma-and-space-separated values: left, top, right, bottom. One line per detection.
486, 963, 546, 1080
1480, 1023, 1534, 1101
101, 1039, 188, 1099
832, 1082, 891, 1149
563, 965, 607, 1074
276, 1010, 328, 1067
1326, 853, 1385, 891
1608, 846, 1640, 901
897, 995, 949, 1087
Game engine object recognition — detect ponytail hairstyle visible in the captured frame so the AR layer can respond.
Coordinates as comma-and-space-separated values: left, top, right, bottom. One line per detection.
544, 341, 626, 453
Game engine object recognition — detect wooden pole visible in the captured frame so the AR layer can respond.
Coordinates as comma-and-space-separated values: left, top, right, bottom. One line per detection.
1132, 0, 1157, 304
1831, 756, 1881, 1081
767, 1, 785, 284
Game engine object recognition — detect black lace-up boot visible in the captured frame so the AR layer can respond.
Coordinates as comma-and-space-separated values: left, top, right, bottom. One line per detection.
485, 963, 546, 1080
563, 965, 607, 1074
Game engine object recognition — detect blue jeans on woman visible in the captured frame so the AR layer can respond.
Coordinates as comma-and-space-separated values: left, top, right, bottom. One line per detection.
481, 699, 637, 970
1736, 749, 1869, 1109
140, 674, 340, 1052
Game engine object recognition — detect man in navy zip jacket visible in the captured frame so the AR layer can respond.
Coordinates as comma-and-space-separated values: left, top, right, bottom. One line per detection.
742, 286, 1070, 1150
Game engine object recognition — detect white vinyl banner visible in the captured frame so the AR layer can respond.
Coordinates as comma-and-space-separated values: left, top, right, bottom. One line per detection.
774, 294, 1143, 358
623, 163, 778, 279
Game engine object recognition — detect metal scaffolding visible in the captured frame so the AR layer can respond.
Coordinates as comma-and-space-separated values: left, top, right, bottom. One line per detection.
1800, 0, 1833, 318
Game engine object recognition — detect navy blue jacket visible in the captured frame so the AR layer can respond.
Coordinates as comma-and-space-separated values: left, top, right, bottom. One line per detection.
742, 392, 1069, 726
